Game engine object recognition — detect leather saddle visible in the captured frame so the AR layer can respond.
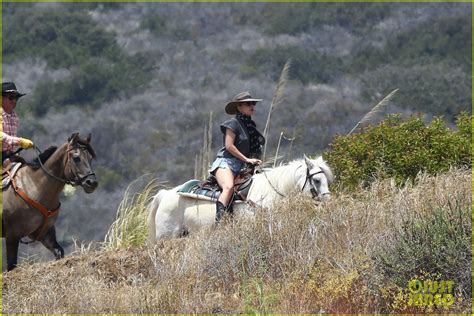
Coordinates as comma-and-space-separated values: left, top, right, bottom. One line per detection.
2, 162, 23, 190
177, 166, 255, 203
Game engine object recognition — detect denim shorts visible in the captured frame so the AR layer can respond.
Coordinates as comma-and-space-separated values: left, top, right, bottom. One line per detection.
209, 157, 244, 176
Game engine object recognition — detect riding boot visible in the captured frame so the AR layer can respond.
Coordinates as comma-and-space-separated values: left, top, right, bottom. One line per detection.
227, 203, 234, 217
215, 201, 227, 224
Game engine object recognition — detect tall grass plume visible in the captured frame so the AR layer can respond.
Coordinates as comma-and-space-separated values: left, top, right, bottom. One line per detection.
348, 88, 399, 134
104, 175, 163, 249
263, 59, 291, 162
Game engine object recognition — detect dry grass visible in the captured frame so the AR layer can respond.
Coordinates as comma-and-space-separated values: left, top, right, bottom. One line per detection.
2, 168, 471, 313
104, 176, 163, 249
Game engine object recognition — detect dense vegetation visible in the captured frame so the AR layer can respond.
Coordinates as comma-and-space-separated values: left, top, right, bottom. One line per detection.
4, 5, 156, 115
324, 112, 472, 190
2, 2, 471, 265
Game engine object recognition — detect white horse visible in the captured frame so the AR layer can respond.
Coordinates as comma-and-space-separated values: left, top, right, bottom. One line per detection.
147, 156, 333, 243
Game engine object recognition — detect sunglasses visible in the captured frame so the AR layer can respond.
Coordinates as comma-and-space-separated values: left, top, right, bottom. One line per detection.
244, 101, 257, 106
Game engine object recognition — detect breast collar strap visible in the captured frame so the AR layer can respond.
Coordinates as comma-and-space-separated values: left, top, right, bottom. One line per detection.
10, 176, 61, 241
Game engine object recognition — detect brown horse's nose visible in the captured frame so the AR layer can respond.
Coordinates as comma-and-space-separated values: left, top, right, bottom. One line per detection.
83, 176, 98, 192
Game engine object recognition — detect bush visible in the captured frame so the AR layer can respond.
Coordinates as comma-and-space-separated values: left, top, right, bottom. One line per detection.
375, 205, 471, 297
3, 7, 121, 69
243, 45, 344, 84
324, 112, 472, 191
257, 3, 391, 36
21, 52, 155, 116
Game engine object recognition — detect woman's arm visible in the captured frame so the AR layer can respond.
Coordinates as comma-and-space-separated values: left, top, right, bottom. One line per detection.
224, 129, 261, 165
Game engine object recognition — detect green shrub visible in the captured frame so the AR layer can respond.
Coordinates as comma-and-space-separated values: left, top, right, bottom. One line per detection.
375, 205, 471, 297
352, 14, 471, 73
324, 112, 472, 191
3, 7, 121, 69
96, 166, 123, 192
20, 52, 155, 116
358, 61, 471, 121
140, 13, 167, 36
243, 45, 344, 84
257, 3, 391, 36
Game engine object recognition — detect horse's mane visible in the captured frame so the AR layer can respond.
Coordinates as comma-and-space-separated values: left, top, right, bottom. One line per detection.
26, 135, 95, 169
259, 156, 334, 184
313, 156, 334, 184
27, 146, 58, 169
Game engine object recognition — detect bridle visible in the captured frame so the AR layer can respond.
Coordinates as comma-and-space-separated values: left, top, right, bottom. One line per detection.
261, 163, 330, 199
302, 167, 328, 199
34, 143, 95, 187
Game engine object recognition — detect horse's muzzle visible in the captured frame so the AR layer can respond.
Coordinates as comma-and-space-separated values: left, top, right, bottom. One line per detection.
82, 174, 98, 193
317, 193, 331, 202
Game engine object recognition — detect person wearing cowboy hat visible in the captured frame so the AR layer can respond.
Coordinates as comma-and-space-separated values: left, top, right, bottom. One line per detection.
2, 82, 34, 165
209, 91, 265, 223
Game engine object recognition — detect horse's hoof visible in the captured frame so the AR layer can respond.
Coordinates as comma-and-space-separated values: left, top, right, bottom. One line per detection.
54, 247, 64, 259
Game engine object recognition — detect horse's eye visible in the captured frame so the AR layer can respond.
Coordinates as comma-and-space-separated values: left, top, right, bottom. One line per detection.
312, 178, 320, 184
73, 155, 81, 163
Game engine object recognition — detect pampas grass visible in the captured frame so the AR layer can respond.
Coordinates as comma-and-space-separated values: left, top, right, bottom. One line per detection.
273, 131, 296, 167
104, 175, 163, 249
263, 59, 291, 162
348, 88, 399, 135
194, 111, 213, 180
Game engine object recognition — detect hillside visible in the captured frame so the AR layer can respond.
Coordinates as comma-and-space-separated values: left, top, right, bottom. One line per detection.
1, 2, 471, 267
2, 168, 471, 313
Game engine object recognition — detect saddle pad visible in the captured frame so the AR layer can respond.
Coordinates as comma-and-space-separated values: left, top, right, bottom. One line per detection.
2, 162, 22, 190
177, 178, 246, 203
177, 179, 201, 193
177, 192, 245, 205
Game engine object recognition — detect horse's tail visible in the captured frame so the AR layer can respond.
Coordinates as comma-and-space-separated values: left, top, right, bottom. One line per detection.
147, 189, 164, 246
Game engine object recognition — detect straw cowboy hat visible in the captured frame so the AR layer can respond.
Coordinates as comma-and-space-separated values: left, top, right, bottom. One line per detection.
225, 91, 263, 115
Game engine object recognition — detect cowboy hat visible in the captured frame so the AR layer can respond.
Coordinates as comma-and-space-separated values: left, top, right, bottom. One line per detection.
2, 82, 26, 98
225, 91, 262, 115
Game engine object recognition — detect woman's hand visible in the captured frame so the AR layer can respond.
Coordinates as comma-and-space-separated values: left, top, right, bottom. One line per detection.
245, 158, 262, 165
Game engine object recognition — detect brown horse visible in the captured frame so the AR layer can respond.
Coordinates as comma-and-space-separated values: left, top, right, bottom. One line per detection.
2, 132, 98, 271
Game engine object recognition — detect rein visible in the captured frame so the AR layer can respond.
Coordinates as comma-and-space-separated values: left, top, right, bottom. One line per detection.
261, 167, 286, 197
34, 146, 69, 184
262, 163, 327, 199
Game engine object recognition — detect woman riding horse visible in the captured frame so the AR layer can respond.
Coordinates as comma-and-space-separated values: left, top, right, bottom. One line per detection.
209, 91, 265, 222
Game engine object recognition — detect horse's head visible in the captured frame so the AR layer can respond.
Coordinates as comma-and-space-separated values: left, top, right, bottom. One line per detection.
66, 132, 98, 193
303, 155, 333, 201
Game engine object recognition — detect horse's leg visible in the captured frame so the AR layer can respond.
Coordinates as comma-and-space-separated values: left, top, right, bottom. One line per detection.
6, 236, 20, 271
40, 226, 64, 260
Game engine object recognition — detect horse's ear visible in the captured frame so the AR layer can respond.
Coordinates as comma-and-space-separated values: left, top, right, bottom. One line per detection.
304, 154, 313, 168
86, 133, 91, 143
68, 132, 80, 144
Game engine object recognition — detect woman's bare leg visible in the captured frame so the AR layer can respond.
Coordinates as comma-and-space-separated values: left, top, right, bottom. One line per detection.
215, 167, 235, 206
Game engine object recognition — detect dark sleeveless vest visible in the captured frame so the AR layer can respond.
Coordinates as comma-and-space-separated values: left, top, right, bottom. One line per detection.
216, 117, 264, 159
